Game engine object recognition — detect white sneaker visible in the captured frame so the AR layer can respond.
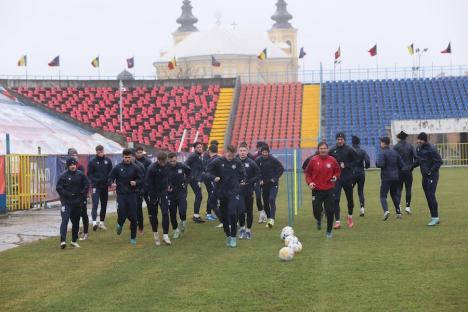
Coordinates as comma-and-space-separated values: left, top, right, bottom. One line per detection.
70, 241, 81, 248
79, 233, 88, 241
162, 235, 171, 245
258, 210, 267, 223
405, 207, 412, 214
360, 207, 365, 217
396, 213, 403, 219
153, 232, 161, 246
266, 218, 275, 228
383, 211, 390, 221
99, 222, 107, 230
216, 223, 223, 228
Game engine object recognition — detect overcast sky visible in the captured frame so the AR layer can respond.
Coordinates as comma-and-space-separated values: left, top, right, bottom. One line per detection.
0, 0, 466, 78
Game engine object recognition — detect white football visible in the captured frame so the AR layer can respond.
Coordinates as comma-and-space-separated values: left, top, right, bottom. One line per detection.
278, 247, 294, 261
284, 235, 299, 247
280, 226, 294, 240
289, 241, 303, 254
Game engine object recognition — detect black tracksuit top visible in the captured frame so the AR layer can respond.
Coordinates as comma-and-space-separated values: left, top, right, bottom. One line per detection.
87, 156, 113, 188
56, 169, 89, 205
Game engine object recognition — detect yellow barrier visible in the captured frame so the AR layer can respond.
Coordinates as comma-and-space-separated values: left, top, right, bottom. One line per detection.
435, 143, 468, 166
5, 154, 47, 211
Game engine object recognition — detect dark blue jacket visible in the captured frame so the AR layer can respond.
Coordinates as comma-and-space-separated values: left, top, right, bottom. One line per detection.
238, 156, 260, 195
329, 144, 357, 180
393, 140, 416, 172
56, 169, 89, 205
207, 157, 246, 197
414, 143, 442, 176
256, 155, 284, 185
185, 152, 204, 182
108, 162, 143, 195
133, 160, 147, 194
135, 155, 152, 171
145, 162, 169, 197
167, 162, 191, 194
87, 156, 113, 188
352, 144, 370, 175
376, 147, 404, 181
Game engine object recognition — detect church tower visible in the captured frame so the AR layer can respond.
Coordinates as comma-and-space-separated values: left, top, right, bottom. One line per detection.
267, 0, 297, 58
172, 0, 199, 45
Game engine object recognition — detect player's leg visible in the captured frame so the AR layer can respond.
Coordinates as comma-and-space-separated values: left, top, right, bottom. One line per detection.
99, 187, 109, 228
343, 179, 354, 228
136, 193, 144, 233
70, 205, 81, 247
127, 194, 138, 244
91, 187, 100, 231
115, 195, 126, 235
312, 190, 324, 230
160, 195, 171, 244
245, 193, 254, 239
357, 174, 366, 216
147, 196, 160, 245
79, 202, 89, 240
190, 181, 204, 223
380, 180, 391, 220
238, 193, 247, 239
324, 190, 335, 238
59, 204, 71, 248
332, 180, 343, 228
390, 180, 402, 216
267, 184, 279, 228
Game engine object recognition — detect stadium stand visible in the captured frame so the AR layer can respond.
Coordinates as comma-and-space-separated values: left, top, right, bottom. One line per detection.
300, 84, 321, 148
324, 77, 468, 146
230, 82, 303, 149
208, 87, 235, 151
12, 84, 221, 151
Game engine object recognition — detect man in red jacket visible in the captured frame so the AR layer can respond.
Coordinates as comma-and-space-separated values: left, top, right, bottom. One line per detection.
304, 142, 341, 238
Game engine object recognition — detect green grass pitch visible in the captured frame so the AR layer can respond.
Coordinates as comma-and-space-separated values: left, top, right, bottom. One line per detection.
0, 168, 467, 311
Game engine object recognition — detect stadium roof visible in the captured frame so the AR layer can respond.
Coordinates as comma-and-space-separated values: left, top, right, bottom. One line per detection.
158, 25, 290, 62
0, 87, 123, 155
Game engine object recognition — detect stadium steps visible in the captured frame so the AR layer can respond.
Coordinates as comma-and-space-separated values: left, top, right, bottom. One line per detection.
300, 84, 320, 148
209, 88, 234, 151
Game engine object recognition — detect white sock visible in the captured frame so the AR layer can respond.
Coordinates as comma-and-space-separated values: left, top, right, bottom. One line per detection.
163, 234, 169, 239
100, 221, 105, 225
240, 226, 246, 230
93, 221, 97, 226
194, 214, 200, 218
246, 228, 251, 233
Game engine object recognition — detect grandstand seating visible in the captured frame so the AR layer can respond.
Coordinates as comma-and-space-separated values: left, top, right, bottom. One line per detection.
324, 77, 468, 146
230, 83, 303, 149
12, 85, 221, 151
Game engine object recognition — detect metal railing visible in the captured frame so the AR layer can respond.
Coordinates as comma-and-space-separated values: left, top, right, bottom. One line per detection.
5, 154, 47, 211
1, 65, 466, 84
435, 143, 468, 166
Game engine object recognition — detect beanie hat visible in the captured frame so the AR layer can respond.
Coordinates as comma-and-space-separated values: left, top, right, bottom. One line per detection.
417, 132, 428, 142
380, 137, 390, 145
336, 132, 346, 140
66, 158, 77, 167
260, 144, 270, 153
396, 131, 408, 140
351, 135, 360, 145
67, 148, 78, 156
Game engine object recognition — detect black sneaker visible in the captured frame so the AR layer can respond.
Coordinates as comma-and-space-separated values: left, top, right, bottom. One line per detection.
192, 216, 205, 223
93, 224, 98, 231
